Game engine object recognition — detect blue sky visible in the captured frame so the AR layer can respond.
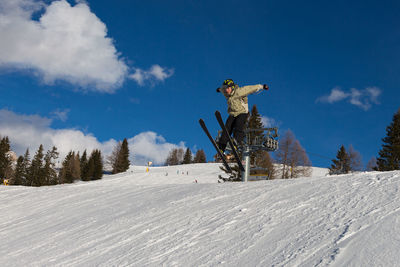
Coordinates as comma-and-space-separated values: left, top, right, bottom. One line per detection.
0, 0, 399, 167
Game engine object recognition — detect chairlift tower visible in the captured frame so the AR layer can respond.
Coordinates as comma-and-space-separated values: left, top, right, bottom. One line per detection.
240, 127, 279, 182
217, 127, 279, 182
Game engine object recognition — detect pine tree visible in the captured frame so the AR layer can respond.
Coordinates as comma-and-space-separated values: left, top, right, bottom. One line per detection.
91, 149, 103, 180
80, 150, 90, 181
193, 149, 207, 163
247, 105, 265, 143
329, 145, 351, 175
86, 156, 95, 180
12, 156, 24, 185
29, 144, 45, 186
59, 151, 80, 184
376, 108, 400, 171
110, 139, 130, 174
247, 105, 265, 165
22, 149, 31, 186
119, 138, 130, 171
59, 151, 73, 184
83, 150, 103, 180
182, 148, 193, 164
43, 146, 59, 185
218, 164, 241, 182
0, 136, 12, 184
42, 156, 52, 186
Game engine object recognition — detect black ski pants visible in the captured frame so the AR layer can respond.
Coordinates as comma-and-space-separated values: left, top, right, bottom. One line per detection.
217, 113, 248, 152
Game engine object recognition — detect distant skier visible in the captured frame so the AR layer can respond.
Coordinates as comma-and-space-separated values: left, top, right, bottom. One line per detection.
216, 79, 269, 153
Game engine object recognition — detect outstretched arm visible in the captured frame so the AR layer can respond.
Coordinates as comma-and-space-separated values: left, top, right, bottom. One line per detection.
234, 84, 268, 98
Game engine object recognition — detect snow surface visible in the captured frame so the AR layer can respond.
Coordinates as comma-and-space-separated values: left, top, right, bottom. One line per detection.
1, 163, 400, 266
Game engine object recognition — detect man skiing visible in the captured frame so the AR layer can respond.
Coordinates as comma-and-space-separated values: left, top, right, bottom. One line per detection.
216, 79, 269, 154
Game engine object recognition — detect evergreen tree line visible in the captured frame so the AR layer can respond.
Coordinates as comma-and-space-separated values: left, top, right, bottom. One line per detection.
246, 106, 400, 178
329, 108, 400, 174
59, 149, 103, 184
163, 106, 400, 179
165, 148, 207, 165
0, 136, 103, 186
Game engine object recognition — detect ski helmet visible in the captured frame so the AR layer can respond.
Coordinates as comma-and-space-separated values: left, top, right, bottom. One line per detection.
217, 79, 235, 92
222, 79, 235, 88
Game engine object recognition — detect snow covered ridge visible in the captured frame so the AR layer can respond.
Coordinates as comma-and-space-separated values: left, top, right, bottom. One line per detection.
1, 164, 400, 266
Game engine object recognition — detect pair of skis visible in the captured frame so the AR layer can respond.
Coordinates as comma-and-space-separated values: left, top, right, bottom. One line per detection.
199, 111, 245, 173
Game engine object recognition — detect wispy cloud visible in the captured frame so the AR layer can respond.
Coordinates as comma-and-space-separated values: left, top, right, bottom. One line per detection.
261, 116, 277, 128
0, 0, 174, 92
129, 65, 174, 86
50, 109, 70, 122
0, 109, 185, 165
316, 86, 382, 111
317, 87, 349, 103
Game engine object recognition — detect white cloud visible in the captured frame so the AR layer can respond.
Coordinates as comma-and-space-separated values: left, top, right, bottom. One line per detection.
0, 109, 184, 166
0, 0, 129, 92
317, 86, 382, 111
0, 0, 174, 91
0, 109, 116, 163
316, 87, 349, 103
128, 132, 185, 165
129, 65, 174, 86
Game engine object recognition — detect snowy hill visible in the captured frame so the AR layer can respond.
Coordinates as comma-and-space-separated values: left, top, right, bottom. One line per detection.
1, 163, 400, 266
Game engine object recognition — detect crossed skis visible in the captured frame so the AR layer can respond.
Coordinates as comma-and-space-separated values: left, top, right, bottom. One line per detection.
199, 111, 245, 173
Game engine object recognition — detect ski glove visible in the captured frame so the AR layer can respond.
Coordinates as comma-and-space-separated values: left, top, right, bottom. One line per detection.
263, 84, 269, 90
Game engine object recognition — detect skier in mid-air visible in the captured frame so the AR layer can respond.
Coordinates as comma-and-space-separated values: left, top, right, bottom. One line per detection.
216, 79, 269, 155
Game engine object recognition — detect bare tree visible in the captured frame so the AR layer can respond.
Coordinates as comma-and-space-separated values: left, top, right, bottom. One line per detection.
366, 157, 377, 171
255, 151, 276, 179
290, 140, 312, 178
275, 130, 294, 178
275, 130, 312, 179
193, 149, 207, 163
177, 148, 184, 164
165, 148, 184, 165
108, 141, 121, 173
348, 144, 362, 172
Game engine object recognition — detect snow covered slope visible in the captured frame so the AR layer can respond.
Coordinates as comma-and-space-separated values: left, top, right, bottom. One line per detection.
1, 164, 399, 266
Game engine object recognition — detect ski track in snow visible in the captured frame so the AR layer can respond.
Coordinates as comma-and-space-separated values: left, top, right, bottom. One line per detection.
1, 164, 400, 266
